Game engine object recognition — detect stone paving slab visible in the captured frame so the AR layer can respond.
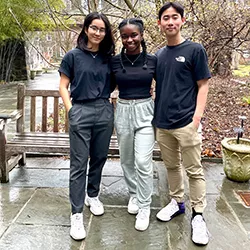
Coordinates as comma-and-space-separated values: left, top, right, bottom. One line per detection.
84, 208, 170, 250
16, 188, 71, 226
23, 157, 70, 170
0, 186, 36, 237
229, 202, 250, 232
199, 194, 249, 250
0, 224, 82, 250
5, 168, 69, 188
0, 188, 33, 240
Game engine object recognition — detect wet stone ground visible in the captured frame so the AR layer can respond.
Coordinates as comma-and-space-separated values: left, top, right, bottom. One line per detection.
0, 157, 250, 250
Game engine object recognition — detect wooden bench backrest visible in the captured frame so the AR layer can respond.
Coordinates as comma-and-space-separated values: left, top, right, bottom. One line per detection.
17, 83, 68, 133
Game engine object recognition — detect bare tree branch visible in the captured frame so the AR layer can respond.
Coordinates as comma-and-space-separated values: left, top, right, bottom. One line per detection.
103, 0, 127, 11
123, 0, 140, 16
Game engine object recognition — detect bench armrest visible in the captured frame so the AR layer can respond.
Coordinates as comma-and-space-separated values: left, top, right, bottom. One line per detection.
0, 110, 22, 130
0, 110, 22, 121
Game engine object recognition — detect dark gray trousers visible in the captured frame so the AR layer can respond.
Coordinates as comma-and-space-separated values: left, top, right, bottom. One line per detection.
68, 99, 114, 214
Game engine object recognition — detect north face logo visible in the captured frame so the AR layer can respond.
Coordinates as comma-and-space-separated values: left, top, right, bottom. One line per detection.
175, 56, 185, 62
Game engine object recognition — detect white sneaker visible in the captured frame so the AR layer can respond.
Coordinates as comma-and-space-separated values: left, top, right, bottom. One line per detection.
70, 213, 86, 240
135, 208, 150, 231
191, 215, 209, 245
85, 195, 104, 216
156, 198, 185, 222
127, 197, 139, 214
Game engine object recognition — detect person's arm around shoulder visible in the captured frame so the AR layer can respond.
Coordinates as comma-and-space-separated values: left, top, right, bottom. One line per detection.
151, 54, 157, 81
148, 54, 157, 97
110, 56, 117, 93
193, 78, 209, 129
59, 73, 72, 113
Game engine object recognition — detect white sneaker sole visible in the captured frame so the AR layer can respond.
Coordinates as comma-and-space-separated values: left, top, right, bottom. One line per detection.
70, 230, 86, 240
135, 222, 149, 231
156, 213, 171, 222
128, 208, 139, 215
85, 199, 104, 216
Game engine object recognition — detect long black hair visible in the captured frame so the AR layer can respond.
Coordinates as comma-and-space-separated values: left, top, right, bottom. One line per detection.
77, 12, 115, 58
118, 18, 148, 73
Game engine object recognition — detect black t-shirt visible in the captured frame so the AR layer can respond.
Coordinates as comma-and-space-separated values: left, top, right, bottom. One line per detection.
152, 40, 211, 129
59, 48, 111, 101
111, 53, 157, 99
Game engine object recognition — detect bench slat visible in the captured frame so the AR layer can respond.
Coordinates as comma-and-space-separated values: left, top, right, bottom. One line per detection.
30, 96, 36, 132
42, 97, 47, 132
53, 98, 59, 132
25, 89, 60, 97
7, 135, 160, 156
10, 132, 122, 139
7, 145, 70, 154
10, 138, 68, 144
7, 133, 159, 149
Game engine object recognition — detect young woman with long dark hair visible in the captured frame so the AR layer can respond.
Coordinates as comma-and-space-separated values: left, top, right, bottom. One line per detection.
59, 12, 115, 240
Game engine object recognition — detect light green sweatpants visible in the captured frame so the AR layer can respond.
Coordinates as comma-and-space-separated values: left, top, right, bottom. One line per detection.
115, 97, 155, 208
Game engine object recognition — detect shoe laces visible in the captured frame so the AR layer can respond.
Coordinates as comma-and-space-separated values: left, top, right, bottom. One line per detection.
192, 215, 207, 235
89, 197, 102, 207
164, 199, 178, 213
72, 213, 83, 229
136, 208, 150, 220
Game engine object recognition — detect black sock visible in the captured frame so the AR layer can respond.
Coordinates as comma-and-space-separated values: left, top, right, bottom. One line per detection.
192, 208, 203, 219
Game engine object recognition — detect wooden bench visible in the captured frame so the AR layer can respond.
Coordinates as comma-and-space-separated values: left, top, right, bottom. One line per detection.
0, 83, 161, 183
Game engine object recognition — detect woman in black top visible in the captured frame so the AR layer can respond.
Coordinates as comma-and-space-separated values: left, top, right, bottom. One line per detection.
111, 18, 156, 231
59, 12, 115, 241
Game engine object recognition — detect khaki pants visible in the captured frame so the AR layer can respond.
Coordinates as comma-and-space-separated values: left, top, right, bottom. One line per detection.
156, 122, 206, 213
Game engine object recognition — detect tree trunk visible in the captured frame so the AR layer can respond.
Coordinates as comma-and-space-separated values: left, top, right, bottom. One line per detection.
0, 40, 27, 83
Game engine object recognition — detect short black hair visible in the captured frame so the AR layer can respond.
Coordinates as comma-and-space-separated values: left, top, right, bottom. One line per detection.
158, 2, 184, 20
77, 12, 115, 57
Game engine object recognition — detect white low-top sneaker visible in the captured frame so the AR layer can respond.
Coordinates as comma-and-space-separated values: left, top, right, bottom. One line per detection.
156, 198, 185, 222
85, 195, 104, 216
127, 197, 139, 214
135, 208, 150, 231
70, 213, 86, 240
191, 215, 209, 245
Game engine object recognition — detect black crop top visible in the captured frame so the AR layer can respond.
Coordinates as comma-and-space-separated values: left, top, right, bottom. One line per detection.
111, 53, 156, 99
